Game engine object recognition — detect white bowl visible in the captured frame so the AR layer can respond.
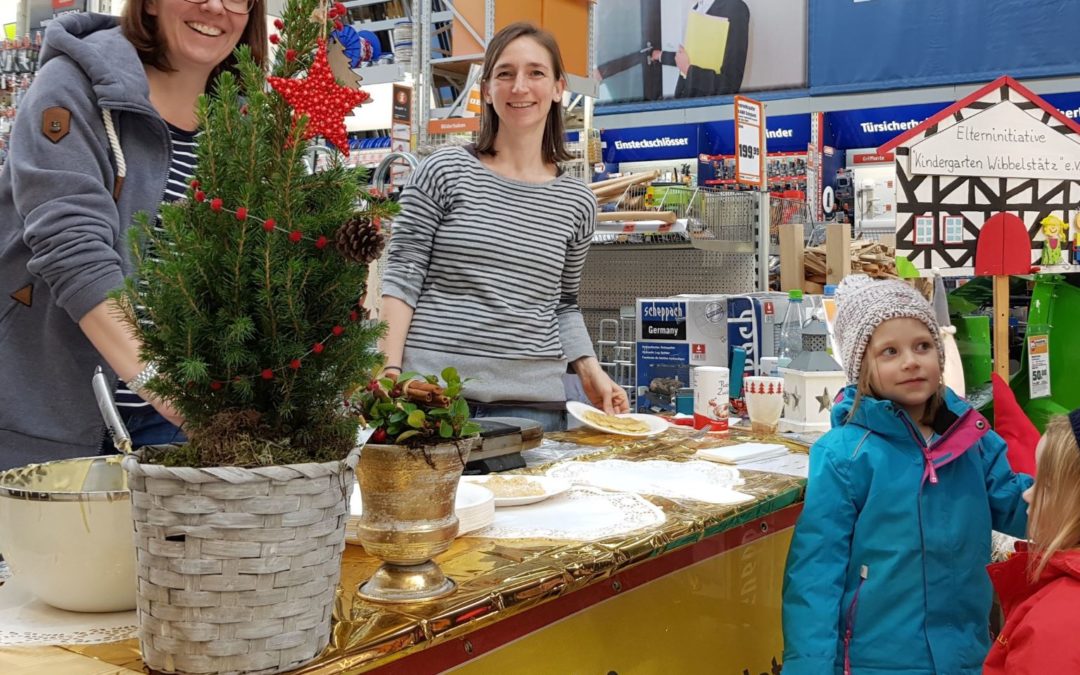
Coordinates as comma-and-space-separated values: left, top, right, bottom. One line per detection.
0, 456, 136, 612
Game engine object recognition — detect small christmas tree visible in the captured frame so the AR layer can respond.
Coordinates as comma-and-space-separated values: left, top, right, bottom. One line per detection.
114, 0, 395, 467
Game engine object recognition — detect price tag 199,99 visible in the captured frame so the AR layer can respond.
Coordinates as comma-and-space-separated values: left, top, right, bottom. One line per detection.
734, 96, 765, 188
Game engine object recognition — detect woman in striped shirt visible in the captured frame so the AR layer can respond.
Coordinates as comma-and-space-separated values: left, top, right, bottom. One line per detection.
381, 22, 627, 431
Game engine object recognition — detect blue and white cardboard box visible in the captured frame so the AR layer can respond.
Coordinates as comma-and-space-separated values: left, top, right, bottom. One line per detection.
633, 294, 789, 413
635, 296, 727, 414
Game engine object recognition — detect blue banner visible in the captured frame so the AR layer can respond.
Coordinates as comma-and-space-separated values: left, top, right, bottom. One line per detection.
825, 92, 1080, 151
600, 124, 698, 163
809, 0, 1080, 95
699, 113, 811, 155
825, 102, 948, 151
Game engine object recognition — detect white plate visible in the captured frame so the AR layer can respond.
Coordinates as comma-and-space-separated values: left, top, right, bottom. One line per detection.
461, 474, 571, 507
565, 401, 667, 438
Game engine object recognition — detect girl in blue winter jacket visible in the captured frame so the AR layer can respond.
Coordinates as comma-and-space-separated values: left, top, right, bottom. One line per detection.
781, 275, 1032, 675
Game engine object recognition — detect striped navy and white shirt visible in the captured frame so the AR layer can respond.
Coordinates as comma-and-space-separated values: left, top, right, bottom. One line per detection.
114, 122, 197, 410
382, 145, 597, 403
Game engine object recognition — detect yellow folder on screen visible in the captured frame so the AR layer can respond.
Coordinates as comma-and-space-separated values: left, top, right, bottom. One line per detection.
684, 11, 729, 73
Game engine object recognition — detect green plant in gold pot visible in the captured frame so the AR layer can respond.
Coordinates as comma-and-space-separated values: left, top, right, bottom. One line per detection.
348, 368, 481, 603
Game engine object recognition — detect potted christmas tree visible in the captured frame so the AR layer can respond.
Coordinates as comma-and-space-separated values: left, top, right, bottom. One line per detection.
348, 368, 481, 603
112, 0, 391, 672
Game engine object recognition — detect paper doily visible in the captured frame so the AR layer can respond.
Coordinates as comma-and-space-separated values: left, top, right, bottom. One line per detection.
0, 571, 137, 646
472, 485, 665, 541
547, 459, 753, 505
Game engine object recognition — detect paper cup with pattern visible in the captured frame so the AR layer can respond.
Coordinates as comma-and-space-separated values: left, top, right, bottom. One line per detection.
693, 366, 729, 431
743, 376, 785, 435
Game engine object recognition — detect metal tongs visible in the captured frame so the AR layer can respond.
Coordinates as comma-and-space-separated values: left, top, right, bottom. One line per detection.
93, 366, 132, 454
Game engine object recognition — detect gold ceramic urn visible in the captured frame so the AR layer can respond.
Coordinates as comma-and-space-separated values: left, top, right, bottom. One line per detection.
354, 438, 477, 603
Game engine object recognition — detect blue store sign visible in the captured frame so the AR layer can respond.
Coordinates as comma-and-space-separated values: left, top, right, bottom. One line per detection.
699, 113, 811, 155
600, 124, 698, 163
826, 91, 1080, 151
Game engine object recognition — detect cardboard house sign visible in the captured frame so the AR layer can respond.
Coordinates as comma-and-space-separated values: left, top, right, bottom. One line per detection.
908, 101, 1080, 180
879, 76, 1080, 277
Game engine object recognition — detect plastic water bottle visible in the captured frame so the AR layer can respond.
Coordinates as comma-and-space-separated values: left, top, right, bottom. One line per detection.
778, 289, 804, 369
822, 284, 838, 358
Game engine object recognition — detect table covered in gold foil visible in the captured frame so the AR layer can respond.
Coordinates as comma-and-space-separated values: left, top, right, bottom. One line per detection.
54, 428, 806, 674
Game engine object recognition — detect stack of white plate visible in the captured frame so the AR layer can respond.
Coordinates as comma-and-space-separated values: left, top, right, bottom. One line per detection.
345, 479, 495, 545
392, 20, 412, 69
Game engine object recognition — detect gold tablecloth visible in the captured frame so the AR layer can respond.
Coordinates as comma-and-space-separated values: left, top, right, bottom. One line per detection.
68, 428, 806, 673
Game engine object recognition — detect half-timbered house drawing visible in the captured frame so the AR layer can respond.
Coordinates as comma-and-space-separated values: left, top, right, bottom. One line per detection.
879, 76, 1080, 276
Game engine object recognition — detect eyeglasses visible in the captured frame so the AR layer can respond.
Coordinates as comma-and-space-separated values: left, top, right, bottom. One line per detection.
182, 0, 256, 16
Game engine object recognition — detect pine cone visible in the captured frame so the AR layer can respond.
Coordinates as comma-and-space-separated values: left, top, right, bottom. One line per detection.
335, 216, 385, 263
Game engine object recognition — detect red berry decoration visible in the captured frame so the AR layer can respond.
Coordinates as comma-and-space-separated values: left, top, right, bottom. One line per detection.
349, 310, 359, 322
235, 207, 248, 221
190, 179, 200, 189
289, 230, 303, 243
334, 2, 346, 16
261, 369, 274, 380
263, 217, 276, 232
269, 33, 280, 44
210, 381, 223, 391
194, 190, 206, 202
333, 19, 343, 30
332, 325, 344, 337
273, 18, 284, 29
312, 342, 325, 354
285, 49, 296, 62
210, 197, 223, 212
371, 428, 387, 443
315, 235, 328, 249
289, 358, 302, 370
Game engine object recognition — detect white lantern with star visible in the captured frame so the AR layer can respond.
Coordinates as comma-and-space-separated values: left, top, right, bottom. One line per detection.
778, 351, 846, 433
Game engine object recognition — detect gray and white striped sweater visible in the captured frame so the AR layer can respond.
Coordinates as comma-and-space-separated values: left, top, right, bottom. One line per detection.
381, 145, 596, 403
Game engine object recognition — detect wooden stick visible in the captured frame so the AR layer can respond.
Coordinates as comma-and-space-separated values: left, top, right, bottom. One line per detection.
993, 274, 1010, 378
589, 172, 660, 198
596, 211, 677, 224
587, 170, 659, 191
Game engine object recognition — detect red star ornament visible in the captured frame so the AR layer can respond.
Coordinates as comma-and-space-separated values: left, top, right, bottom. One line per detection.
268, 38, 369, 156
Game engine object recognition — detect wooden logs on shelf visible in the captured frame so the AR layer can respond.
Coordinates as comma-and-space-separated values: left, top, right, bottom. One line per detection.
802, 239, 898, 293
777, 223, 899, 293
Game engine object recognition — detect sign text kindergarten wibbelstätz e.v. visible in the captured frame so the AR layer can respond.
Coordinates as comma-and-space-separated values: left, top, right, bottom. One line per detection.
907, 100, 1080, 180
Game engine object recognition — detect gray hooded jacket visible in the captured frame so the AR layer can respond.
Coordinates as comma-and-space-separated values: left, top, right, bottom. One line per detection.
0, 13, 172, 469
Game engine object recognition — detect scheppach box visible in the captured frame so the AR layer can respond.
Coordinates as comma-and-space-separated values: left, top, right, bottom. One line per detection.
633, 294, 789, 413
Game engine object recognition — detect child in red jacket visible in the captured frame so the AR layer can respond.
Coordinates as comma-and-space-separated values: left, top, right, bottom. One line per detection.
985, 408, 1080, 674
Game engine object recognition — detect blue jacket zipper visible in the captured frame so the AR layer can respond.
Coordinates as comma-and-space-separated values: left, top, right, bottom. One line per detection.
844, 564, 869, 675
896, 409, 938, 484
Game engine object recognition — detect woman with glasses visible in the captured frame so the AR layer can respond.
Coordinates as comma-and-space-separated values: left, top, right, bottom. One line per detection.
0, 0, 266, 470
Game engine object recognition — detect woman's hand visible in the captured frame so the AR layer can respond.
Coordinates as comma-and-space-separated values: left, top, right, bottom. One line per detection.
572, 357, 629, 414
378, 367, 401, 382
145, 393, 185, 429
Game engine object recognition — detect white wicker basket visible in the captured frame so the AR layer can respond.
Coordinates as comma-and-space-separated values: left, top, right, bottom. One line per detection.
122, 448, 359, 675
